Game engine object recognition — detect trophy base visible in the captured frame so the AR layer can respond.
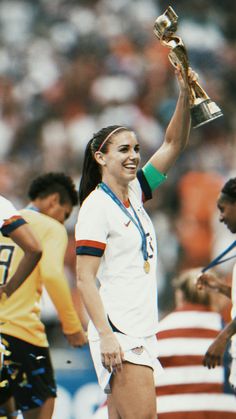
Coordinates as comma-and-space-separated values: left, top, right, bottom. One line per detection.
191, 99, 223, 129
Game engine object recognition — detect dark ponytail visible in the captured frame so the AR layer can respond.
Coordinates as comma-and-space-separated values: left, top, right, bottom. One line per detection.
79, 125, 127, 205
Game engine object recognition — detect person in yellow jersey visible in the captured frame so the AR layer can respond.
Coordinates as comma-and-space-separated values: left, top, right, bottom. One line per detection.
0, 173, 87, 419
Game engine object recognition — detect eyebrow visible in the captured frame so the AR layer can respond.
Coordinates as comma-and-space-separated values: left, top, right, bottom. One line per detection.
117, 143, 139, 148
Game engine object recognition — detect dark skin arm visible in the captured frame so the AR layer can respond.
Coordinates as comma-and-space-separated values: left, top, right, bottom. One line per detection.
204, 319, 236, 369
197, 272, 231, 298
0, 224, 42, 299
197, 271, 233, 368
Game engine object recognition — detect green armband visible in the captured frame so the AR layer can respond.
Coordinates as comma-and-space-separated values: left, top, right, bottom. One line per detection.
142, 162, 167, 191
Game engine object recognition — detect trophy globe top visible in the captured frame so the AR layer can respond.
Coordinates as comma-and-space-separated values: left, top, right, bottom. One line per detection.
154, 6, 178, 39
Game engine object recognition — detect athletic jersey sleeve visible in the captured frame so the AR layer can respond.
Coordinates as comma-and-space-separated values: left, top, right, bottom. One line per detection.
0, 196, 26, 236
75, 191, 108, 257
40, 222, 82, 334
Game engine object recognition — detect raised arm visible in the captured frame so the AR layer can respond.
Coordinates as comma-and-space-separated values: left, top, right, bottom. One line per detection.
146, 67, 195, 174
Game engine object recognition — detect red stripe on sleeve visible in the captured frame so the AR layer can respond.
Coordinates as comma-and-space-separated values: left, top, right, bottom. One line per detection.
76, 240, 106, 250
3, 215, 23, 226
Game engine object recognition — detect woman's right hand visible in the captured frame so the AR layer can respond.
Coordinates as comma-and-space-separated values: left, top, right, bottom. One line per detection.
100, 333, 125, 373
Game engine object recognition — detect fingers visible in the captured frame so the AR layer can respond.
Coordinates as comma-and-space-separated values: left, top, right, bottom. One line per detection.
196, 273, 204, 290
188, 67, 198, 83
203, 351, 221, 369
101, 350, 123, 373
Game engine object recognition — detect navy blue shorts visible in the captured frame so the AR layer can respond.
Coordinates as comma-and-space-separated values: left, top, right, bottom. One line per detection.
0, 334, 57, 414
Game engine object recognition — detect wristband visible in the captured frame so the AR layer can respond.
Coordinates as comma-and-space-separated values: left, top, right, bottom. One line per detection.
142, 162, 167, 191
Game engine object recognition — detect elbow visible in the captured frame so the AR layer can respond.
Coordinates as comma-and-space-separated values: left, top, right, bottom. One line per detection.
35, 249, 43, 263
29, 245, 43, 263
76, 273, 88, 297
76, 275, 84, 292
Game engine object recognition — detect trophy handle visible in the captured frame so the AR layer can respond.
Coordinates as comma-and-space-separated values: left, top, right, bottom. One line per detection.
161, 36, 209, 106
168, 48, 209, 106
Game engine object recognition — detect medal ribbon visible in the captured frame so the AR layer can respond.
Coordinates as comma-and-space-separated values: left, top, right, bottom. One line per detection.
202, 240, 236, 273
99, 182, 148, 262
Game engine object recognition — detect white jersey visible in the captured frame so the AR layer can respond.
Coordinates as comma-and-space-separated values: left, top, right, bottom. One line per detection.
0, 195, 26, 234
75, 175, 159, 338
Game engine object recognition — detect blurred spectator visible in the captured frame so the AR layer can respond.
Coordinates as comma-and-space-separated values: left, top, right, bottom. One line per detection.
156, 268, 236, 418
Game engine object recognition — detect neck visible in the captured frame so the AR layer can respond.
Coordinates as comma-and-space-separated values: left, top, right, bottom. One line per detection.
27, 202, 40, 212
102, 177, 129, 202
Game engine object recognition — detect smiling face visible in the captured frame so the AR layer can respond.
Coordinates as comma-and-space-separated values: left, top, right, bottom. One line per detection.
217, 193, 236, 234
94, 130, 141, 186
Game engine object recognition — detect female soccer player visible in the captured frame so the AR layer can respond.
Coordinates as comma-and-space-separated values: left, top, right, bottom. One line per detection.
76, 66, 196, 418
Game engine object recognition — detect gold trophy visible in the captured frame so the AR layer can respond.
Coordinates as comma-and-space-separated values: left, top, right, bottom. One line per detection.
153, 6, 223, 128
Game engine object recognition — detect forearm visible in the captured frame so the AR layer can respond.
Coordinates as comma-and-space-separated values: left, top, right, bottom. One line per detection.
5, 250, 41, 297
216, 319, 236, 345
77, 277, 113, 338
149, 90, 191, 174
217, 281, 231, 298
45, 276, 83, 334
165, 90, 191, 153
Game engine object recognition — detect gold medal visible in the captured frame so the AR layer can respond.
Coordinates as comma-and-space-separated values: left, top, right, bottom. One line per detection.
144, 260, 150, 274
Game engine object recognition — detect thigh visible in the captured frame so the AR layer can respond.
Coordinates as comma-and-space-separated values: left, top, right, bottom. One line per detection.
0, 397, 17, 418
0, 334, 57, 415
110, 362, 156, 419
22, 397, 55, 419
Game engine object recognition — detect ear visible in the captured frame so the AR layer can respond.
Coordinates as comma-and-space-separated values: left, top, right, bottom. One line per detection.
94, 151, 106, 167
48, 192, 60, 206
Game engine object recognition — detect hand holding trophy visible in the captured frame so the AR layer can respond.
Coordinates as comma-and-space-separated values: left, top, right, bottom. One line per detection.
154, 6, 223, 128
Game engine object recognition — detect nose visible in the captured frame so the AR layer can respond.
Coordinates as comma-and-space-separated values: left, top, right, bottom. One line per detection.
129, 149, 138, 159
219, 213, 224, 223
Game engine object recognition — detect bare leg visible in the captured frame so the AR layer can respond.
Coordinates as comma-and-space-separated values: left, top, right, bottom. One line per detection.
23, 397, 55, 419
110, 362, 156, 419
107, 394, 121, 419
0, 397, 18, 418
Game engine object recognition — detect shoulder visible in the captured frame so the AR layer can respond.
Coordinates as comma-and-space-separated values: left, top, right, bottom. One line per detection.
79, 188, 109, 216
82, 188, 107, 205
21, 209, 67, 239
